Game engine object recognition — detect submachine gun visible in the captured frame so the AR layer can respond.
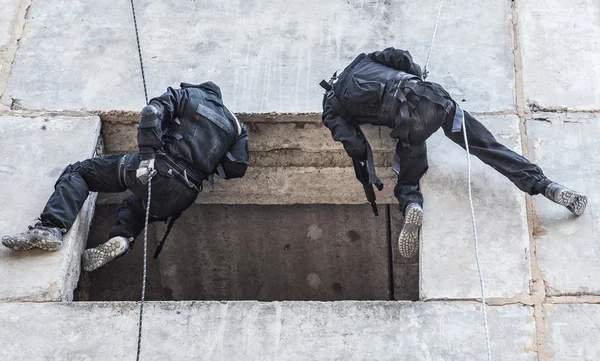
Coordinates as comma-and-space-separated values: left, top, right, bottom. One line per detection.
352, 158, 383, 216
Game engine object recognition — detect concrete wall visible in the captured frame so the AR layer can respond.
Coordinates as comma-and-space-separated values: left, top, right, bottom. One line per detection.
0, 0, 598, 359
78, 203, 402, 301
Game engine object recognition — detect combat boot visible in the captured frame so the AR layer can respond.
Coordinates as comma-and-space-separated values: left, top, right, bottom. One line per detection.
1, 223, 64, 251
82, 236, 131, 272
544, 182, 588, 216
398, 203, 423, 258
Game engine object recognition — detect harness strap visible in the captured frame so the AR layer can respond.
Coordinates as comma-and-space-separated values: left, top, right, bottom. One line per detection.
389, 76, 420, 151
157, 152, 205, 190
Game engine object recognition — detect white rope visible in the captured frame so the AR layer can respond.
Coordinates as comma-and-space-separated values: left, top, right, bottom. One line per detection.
462, 117, 493, 361
423, 0, 445, 79
135, 175, 152, 361
423, 0, 493, 358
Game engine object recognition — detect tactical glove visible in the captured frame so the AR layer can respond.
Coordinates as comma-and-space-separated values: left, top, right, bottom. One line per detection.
136, 158, 157, 184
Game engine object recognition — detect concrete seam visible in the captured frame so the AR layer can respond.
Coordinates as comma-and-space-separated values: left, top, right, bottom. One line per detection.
422, 295, 534, 306
0, 0, 34, 107
547, 296, 600, 305
511, 2, 551, 361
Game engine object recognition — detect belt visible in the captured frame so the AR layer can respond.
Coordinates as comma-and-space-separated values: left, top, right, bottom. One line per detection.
157, 153, 204, 191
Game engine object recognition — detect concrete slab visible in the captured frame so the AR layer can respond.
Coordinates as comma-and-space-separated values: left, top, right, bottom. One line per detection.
0, 114, 101, 301
528, 113, 600, 296
2, 0, 515, 113
79, 204, 392, 301
545, 303, 600, 360
0, 0, 29, 96
518, 0, 600, 110
0, 301, 536, 361
420, 115, 531, 299
99, 117, 400, 205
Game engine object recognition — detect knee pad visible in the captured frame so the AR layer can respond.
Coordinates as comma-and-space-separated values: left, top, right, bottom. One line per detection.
53, 162, 84, 187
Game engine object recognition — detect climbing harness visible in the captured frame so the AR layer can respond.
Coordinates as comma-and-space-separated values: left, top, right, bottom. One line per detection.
128, 0, 150, 359
425, 1, 493, 360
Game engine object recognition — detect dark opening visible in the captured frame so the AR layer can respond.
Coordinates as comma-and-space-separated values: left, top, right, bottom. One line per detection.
75, 203, 418, 301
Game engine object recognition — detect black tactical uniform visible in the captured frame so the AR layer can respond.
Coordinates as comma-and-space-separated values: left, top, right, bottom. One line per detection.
2, 82, 249, 269
321, 47, 554, 212
321, 47, 586, 258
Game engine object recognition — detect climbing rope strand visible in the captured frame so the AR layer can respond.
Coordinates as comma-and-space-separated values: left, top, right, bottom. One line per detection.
423, 0, 445, 79
424, 0, 492, 357
462, 118, 493, 361
135, 176, 152, 361
129, 0, 149, 104
129, 0, 150, 359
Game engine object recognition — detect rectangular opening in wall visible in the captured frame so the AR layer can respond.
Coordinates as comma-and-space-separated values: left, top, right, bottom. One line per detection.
75, 203, 418, 301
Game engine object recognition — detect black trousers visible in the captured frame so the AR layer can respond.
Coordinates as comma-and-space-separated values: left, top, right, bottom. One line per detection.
40, 153, 198, 241
393, 111, 552, 212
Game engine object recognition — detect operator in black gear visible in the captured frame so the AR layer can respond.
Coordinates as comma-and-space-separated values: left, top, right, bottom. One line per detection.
320, 47, 587, 258
2, 82, 250, 271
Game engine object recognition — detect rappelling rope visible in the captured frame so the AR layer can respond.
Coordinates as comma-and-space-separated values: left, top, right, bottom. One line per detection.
130, 0, 149, 105
135, 175, 152, 361
424, 1, 493, 360
423, 0, 444, 80
128, 0, 151, 360
462, 116, 493, 361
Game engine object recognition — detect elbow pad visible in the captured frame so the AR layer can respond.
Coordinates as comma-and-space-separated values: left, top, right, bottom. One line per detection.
139, 104, 160, 129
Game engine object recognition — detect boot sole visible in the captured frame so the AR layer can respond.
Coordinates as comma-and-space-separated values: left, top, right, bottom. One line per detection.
82, 238, 128, 272
568, 193, 588, 216
398, 206, 423, 258
555, 189, 588, 216
2, 236, 61, 252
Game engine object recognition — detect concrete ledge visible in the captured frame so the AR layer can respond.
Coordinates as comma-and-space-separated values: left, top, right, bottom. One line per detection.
102, 116, 397, 168
0, 301, 536, 361
0, 114, 101, 301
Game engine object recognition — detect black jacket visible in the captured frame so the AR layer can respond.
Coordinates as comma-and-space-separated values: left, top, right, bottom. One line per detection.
137, 82, 249, 179
322, 47, 425, 160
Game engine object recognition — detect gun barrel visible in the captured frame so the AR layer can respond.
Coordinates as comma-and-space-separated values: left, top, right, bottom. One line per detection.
370, 201, 379, 216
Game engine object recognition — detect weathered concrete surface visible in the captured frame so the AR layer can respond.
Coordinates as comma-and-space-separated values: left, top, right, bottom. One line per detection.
103, 116, 397, 167
0, 114, 101, 301
0, 301, 536, 361
2, 0, 514, 113
528, 113, 600, 296
420, 115, 531, 299
99, 118, 399, 205
0, 0, 30, 100
545, 304, 600, 360
518, 0, 600, 111
79, 203, 393, 301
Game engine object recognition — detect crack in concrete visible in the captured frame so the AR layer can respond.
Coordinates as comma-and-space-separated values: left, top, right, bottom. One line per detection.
0, 0, 34, 103
547, 296, 600, 304
422, 294, 535, 306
